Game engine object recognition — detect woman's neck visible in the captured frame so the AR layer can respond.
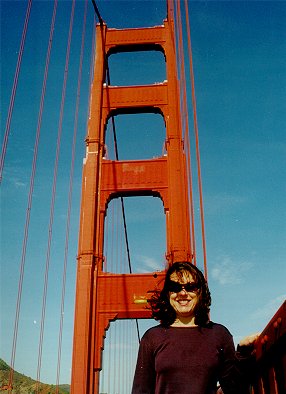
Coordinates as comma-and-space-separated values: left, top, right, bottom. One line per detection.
171, 316, 197, 327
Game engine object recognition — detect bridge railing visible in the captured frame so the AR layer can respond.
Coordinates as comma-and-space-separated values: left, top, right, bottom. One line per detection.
251, 300, 286, 394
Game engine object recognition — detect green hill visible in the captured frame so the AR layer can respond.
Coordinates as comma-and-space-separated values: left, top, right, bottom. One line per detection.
0, 359, 70, 393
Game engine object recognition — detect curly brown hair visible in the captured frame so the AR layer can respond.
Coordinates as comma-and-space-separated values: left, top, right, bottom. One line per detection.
149, 261, 211, 327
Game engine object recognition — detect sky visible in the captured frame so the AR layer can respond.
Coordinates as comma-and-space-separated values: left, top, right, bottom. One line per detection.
1, 0, 286, 391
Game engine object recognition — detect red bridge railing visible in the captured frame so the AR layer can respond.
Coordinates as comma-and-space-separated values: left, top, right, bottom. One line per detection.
251, 301, 286, 394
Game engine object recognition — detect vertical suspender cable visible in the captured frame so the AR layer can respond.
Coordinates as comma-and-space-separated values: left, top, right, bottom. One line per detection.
0, 0, 32, 183
184, 0, 208, 280
36, 0, 76, 390
106, 68, 133, 275
174, 0, 197, 264
55, 0, 88, 391
8, 1, 57, 390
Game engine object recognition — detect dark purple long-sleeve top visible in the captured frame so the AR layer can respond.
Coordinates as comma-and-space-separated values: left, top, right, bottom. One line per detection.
132, 322, 251, 394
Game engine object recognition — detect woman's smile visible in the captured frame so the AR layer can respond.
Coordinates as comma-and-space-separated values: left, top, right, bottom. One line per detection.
177, 299, 191, 306
172, 295, 196, 313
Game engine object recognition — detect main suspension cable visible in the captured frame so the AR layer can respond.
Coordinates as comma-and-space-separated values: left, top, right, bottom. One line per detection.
91, 0, 104, 25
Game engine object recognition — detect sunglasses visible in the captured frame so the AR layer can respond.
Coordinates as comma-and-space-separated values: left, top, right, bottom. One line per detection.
168, 280, 199, 293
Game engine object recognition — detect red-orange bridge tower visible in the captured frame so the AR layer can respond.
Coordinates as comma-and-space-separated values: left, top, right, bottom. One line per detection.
71, 8, 196, 394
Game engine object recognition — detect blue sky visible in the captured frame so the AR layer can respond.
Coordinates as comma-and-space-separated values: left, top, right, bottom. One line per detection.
1, 0, 285, 390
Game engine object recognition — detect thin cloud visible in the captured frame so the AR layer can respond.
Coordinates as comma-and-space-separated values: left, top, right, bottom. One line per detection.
135, 255, 162, 273
252, 294, 286, 323
6, 174, 27, 188
211, 255, 253, 285
205, 193, 248, 215
2, 163, 28, 188
14, 180, 26, 188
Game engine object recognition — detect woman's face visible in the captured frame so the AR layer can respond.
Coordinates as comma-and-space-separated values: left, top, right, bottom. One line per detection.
169, 270, 198, 319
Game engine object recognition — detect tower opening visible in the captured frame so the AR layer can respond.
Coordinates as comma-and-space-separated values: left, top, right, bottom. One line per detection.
103, 196, 166, 274
107, 50, 166, 86
105, 112, 166, 161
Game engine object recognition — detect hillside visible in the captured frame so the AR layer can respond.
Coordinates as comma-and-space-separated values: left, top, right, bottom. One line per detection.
0, 359, 70, 393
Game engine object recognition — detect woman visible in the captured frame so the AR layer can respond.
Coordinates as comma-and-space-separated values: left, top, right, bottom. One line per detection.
132, 261, 257, 394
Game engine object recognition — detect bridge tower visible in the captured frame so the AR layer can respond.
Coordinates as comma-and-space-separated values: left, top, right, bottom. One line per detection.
71, 11, 193, 394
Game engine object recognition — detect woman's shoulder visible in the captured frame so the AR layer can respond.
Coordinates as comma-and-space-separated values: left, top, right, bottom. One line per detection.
141, 324, 170, 342
142, 324, 166, 336
206, 321, 233, 337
